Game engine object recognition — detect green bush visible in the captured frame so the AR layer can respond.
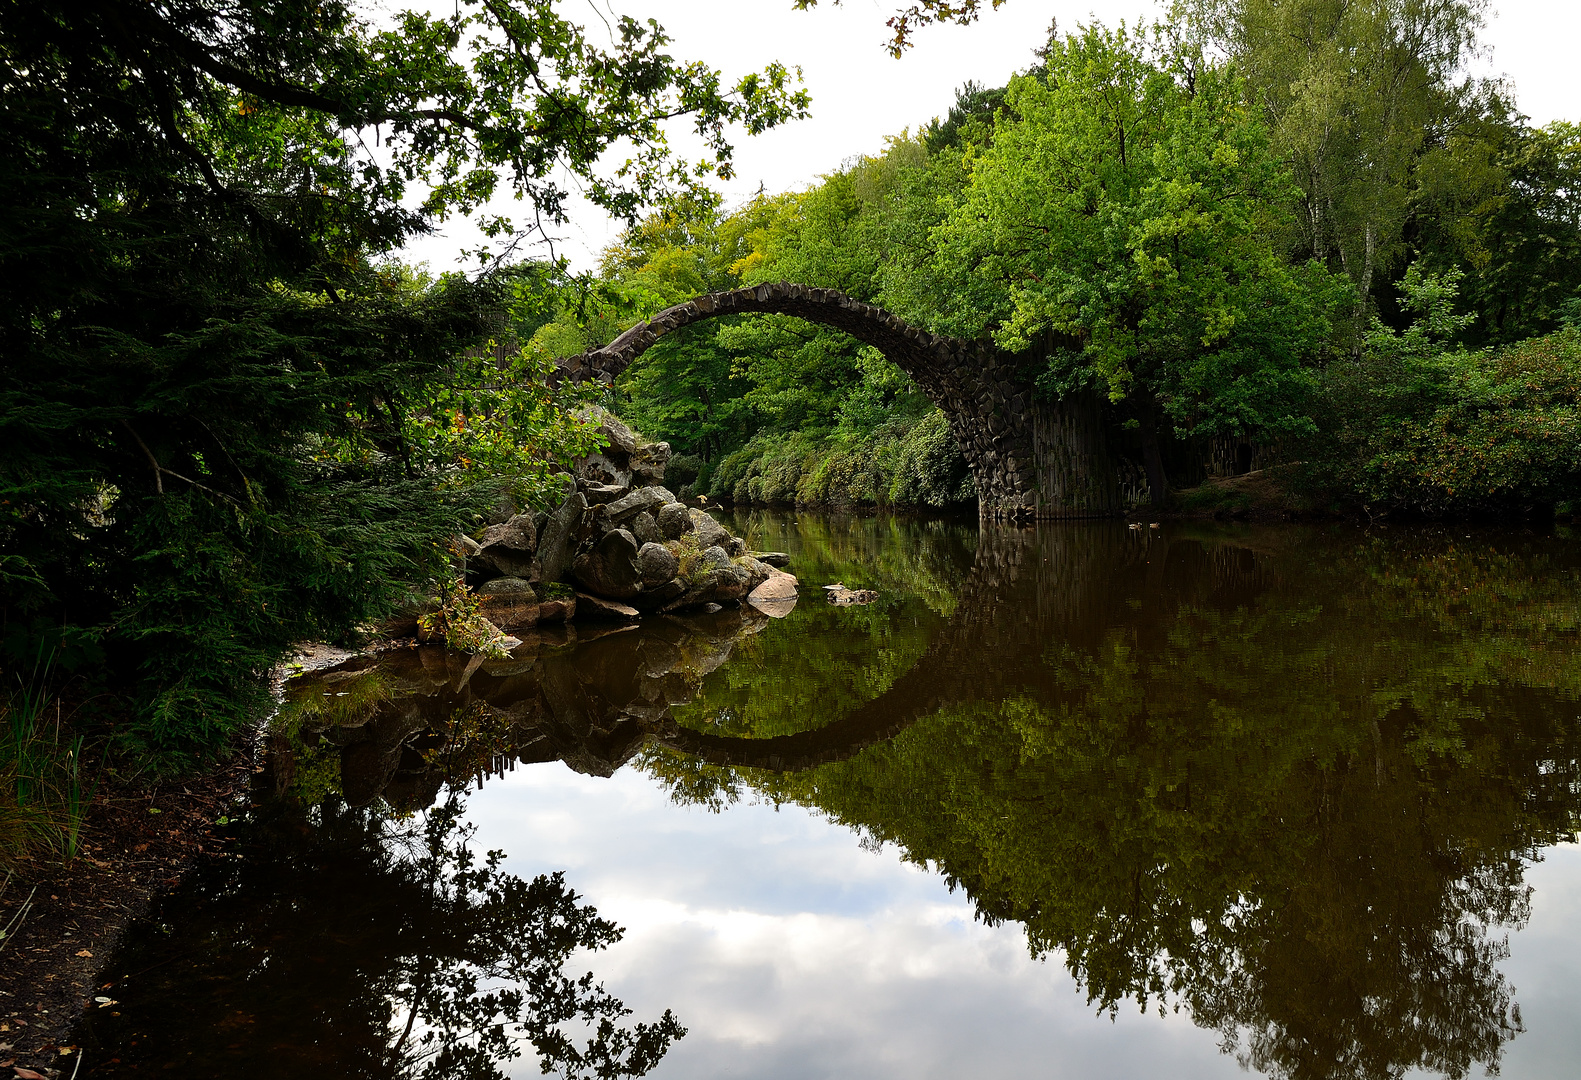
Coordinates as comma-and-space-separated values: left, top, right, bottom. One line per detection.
1305, 266, 1581, 514
702, 409, 975, 511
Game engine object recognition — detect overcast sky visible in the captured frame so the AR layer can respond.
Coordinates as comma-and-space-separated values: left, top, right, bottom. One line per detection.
399, 0, 1581, 274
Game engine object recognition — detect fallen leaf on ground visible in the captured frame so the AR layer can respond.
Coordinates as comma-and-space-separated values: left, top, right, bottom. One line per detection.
74, 949, 93, 958
14, 1067, 48, 1079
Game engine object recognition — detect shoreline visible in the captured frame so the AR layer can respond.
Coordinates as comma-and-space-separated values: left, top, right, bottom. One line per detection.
0, 742, 255, 1078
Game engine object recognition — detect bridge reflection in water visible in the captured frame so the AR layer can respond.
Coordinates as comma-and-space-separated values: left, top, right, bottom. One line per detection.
259, 518, 1581, 1078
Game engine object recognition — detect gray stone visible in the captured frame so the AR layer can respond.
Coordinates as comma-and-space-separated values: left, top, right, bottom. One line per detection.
581, 482, 628, 505
572, 528, 643, 599
657, 502, 693, 540
575, 404, 638, 456
726, 536, 746, 557
689, 508, 730, 549
476, 515, 537, 578
824, 584, 879, 605
735, 555, 774, 592
574, 592, 641, 622
630, 510, 662, 546
751, 551, 791, 568
475, 577, 535, 597
535, 491, 587, 585
630, 441, 672, 482
637, 542, 679, 587
606, 485, 676, 523
665, 557, 751, 610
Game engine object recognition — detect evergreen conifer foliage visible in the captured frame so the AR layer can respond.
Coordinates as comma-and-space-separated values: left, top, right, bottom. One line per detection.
0, 0, 807, 761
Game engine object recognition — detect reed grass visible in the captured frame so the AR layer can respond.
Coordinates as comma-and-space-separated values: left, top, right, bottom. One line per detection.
1, 668, 93, 868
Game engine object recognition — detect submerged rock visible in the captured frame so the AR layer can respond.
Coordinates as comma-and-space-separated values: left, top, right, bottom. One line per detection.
574, 592, 641, 622
824, 583, 879, 605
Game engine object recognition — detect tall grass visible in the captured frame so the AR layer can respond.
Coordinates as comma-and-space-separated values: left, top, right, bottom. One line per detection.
0, 673, 91, 868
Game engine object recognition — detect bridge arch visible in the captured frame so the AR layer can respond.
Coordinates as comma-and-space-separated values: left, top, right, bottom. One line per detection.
556, 281, 1121, 519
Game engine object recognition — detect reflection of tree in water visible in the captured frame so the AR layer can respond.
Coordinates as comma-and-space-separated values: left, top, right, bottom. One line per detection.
667, 523, 1581, 1080
265, 516, 1581, 1079
80, 793, 683, 1079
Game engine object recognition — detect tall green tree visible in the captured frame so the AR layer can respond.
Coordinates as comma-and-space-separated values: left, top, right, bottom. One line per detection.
1175, 0, 1497, 328
929, 24, 1338, 503
0, 0, 805, 759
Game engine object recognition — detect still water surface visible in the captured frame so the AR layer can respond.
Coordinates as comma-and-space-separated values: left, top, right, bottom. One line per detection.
76, 513, 1581, 1079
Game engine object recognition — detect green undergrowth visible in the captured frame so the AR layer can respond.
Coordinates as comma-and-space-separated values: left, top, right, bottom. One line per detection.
0, 681, 92, 869
702, 409, 975, 511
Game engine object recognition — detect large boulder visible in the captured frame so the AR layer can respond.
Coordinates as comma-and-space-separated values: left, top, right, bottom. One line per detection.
476, 515, 537, 578
572, 528, 643, 599
630, 441, 672, 484
578, 405, 638, 456
606, 485, 676, 524
734, 555, 775, 592
637, 541, 679, 587
689, 508, 731, 549
657, 502, 693, 540
535, 490, 587, 584
666, 547, 751, 610
474, 577, 540, 629
630, 510, 662, 546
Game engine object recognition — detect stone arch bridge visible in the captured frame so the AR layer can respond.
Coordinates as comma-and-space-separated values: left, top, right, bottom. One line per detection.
556, 281, 1125, 519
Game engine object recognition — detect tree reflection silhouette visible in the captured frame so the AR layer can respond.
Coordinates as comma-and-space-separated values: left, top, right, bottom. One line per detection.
651, 523, 1581, 1080
79, 793, 683, 1079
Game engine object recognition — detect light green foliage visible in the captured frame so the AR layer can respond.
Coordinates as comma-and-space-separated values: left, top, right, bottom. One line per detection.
606, 136, 961, 494
932, 24, 1338, 443
1176, 0, 1494, 316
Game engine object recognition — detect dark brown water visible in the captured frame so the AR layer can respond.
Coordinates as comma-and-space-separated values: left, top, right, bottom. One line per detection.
72, 515, 1581, 1079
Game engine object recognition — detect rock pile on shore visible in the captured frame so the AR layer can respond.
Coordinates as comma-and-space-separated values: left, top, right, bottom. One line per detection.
405, 408, 797, 638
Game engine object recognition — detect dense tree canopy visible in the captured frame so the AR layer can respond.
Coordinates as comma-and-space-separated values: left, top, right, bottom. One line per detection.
0, 0, 806, 757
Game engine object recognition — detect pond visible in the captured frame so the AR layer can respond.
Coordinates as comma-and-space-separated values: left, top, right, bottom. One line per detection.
73, 512, 1581, 1079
